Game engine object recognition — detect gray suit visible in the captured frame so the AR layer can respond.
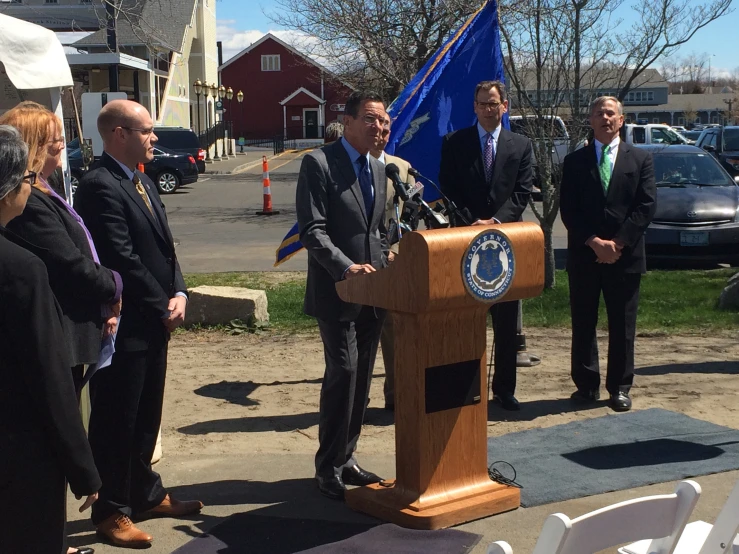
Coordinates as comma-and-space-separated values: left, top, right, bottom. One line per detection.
296, 139, 387, 478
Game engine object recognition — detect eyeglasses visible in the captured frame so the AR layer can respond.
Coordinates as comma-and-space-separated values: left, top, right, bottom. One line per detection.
115, 126, 155, 136
476, 100, 503, 110
23, 171, 37, 185
359, 114, 387, 126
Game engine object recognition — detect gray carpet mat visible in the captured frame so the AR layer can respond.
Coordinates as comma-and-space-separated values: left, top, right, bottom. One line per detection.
486, 408, 739, 507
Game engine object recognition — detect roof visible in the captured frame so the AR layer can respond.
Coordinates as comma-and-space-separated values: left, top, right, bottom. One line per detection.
71, 0, 197, 53
219, 33, 354, 91
512, 67, 668, 91
280, 87, 324, 106
623, 93, 739, 113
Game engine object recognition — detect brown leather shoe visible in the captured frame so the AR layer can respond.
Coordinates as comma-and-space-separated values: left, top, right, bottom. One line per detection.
137, 494, 203, 519
96, 514, 153, 549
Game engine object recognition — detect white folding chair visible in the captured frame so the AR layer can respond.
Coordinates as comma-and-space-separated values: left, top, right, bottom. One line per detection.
528, 480, 701, 554
698, 480, 739, 554
621, 480, 739, 554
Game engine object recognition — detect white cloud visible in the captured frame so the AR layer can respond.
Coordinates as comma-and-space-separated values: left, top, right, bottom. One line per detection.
216, 23, 330, 67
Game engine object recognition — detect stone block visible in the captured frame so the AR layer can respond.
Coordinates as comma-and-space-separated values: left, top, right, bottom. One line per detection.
718, 272, 739, 311
185, 286, 269, 326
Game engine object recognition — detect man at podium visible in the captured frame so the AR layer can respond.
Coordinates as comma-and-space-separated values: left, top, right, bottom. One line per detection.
296, 91, 389, 501
439, 80, 535, 412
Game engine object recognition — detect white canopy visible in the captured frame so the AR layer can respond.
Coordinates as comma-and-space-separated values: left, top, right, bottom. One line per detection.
0, 13, 73, 90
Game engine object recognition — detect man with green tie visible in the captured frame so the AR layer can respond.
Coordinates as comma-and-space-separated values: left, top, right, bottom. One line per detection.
559, 96, 656, 413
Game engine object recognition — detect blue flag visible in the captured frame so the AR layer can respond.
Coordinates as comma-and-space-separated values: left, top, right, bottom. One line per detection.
274, 0, 504, 265
387, 0, 506, 202
274, 221, 302, 266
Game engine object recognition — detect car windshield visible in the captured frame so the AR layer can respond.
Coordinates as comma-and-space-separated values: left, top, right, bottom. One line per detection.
653, 152, 735, 186
722, 128, 739, 151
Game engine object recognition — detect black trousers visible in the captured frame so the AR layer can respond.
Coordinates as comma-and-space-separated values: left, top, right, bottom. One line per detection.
88, 341, 168, 524
568, 263, 641, 395
315, 306, 384, 478
490, 300, 519, 395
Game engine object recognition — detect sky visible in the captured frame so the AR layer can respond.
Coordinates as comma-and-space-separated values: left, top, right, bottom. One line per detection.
217, 0, 739, 77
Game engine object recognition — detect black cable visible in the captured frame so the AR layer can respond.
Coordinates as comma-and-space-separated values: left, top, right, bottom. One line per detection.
488, 461, 523, 488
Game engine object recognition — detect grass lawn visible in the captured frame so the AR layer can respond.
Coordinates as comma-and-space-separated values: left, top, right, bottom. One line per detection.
185, 268, 738, 334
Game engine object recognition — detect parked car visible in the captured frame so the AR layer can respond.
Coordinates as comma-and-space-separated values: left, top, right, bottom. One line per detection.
642, 144, 739, 266
508, 115, 571, 201
67, 144, 198, 195
623, 124, 690, 146
681, 130, 702, 143
693, 126, 739, 178
153, 126, 206, 173
146, 145, 199, 193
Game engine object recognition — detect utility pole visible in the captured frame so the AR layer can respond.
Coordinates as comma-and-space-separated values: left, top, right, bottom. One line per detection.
106, 0, 119, 93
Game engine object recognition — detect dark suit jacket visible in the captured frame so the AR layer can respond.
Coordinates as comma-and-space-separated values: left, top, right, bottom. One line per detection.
296, 140, 387, 322
0, 231, 101, 498
7, 187, 120, 366
439, 125, 534, 223
74, 153, 187, 351
560, 141, 656, 274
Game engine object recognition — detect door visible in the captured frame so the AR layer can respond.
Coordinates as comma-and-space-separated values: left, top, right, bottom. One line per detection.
304, 110, 319, 139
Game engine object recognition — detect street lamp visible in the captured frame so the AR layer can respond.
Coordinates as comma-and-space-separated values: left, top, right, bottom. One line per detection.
226, 86, 234, 155
203, 80, 211, 162
237, 90, 244, 153
193, 78, 202, 136
210, 82, 220, 160
218, 84, 227, 159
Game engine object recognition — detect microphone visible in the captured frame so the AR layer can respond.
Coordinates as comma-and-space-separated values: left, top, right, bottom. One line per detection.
387, 164, 449, 229
385, 163, 410, 201
407, 167, 472, 227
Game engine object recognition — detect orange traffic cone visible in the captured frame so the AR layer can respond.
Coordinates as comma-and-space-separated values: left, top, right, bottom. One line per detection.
256, 155, 280, 215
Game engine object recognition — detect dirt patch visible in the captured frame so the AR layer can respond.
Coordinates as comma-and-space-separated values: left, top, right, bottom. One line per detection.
162, 328, 739, 461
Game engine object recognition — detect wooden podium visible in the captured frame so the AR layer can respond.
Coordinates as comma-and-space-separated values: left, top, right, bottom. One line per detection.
335, 222, 544, 530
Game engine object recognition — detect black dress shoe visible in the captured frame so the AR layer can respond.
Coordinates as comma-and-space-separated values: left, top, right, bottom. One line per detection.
493, 393, 520, 411
570, 388, 601, 404
341, 464, 383, 486
609, 391, 632, 412
316, 474, 346, 500
70, 548, 95, 554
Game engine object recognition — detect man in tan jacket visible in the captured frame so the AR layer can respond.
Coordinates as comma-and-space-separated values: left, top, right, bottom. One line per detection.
371, 112, 415, 411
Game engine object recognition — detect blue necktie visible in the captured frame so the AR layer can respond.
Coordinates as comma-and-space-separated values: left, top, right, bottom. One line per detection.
357, 155, 374, 217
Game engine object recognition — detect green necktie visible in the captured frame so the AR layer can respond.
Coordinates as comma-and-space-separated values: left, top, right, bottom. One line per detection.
599, 144, 612, 192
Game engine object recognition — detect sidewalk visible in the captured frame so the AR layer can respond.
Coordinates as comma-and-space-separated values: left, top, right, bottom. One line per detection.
202, 147, 274, 175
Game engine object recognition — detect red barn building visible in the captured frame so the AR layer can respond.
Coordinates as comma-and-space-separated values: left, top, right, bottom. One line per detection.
219, 33, 354, 142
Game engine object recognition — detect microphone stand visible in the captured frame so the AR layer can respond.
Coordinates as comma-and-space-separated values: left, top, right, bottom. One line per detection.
408, 168, 473, 227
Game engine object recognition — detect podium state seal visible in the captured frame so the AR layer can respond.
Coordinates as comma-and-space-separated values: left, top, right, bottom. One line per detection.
462, 228, 516, 302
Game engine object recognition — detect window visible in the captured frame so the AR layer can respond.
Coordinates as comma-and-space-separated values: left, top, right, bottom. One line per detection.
45, 0, 58, 3
632, 128, 646, 144
678, 117, 685, 125
261, 55, 281, 71
648, 91, 654, 101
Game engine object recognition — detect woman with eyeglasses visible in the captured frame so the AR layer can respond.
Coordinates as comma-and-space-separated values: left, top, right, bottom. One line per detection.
0, 124, 101, 554
0, 102, 122, 394
0, 102, 121, 554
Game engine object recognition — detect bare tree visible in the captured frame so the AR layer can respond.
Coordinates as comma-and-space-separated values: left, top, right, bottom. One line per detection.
682, 103, 698, 128
266, 0, 481, 98
499, 0, 732, 287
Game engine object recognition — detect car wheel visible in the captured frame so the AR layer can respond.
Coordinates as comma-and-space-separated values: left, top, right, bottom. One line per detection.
70, 172, 81, 196
156, 170, 180, 194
